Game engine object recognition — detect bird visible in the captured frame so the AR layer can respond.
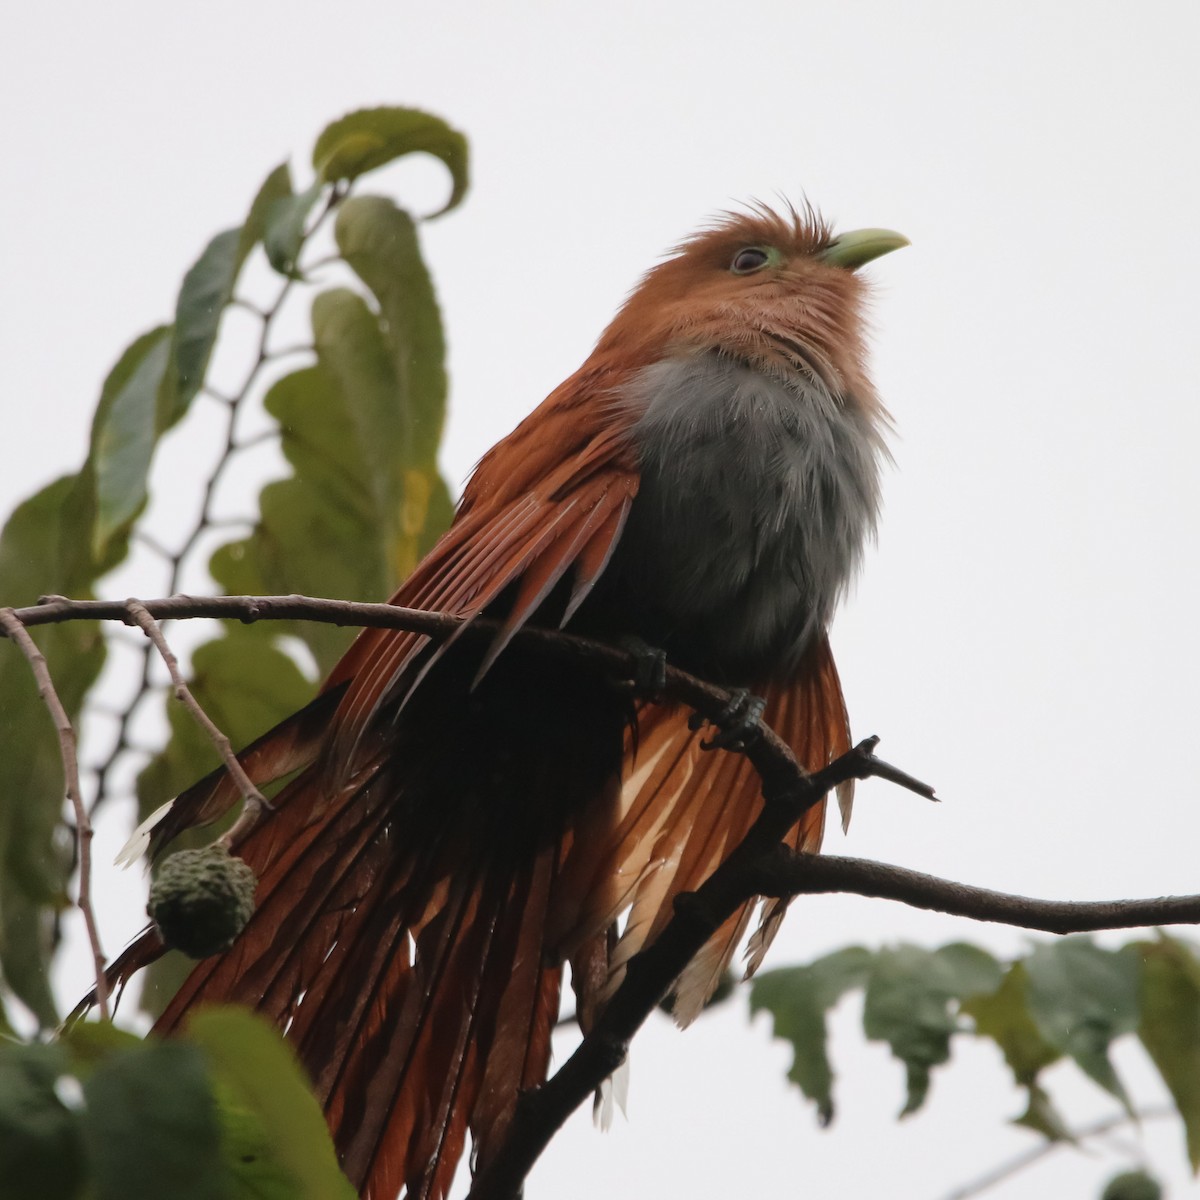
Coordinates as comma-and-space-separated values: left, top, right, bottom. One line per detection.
106, 203, 905, 1199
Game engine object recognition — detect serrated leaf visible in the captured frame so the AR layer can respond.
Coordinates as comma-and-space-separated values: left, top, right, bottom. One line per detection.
187, 1007, 355, 1200
237, 162, 294, 271
312, 107, 469, 214
163, 227, 243, 424
88, 326, 172, 559
750, 946, 872, 1123
1012, 1080, 1073, 1141
862, 943, 996, 1116
1136, 934, 1200, 1170
0, 1040, 86, 1200
1025, 937, 1140, 1110
963, 961, 1061, 1085
81, 1040, 228, 1200
263, 179, 325, 279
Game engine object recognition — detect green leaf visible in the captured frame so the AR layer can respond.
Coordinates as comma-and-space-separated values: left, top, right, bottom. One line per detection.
164, 227, 243, 424
209, 364, 383, 676
262, 179, 325, 279
335, 195, 448, 465
1025, 937, 1141, 1110
862, 942, 1000, 1116
81, 1040, 228, 1200
187, 1007, 355, 1200
0, 1041, 86, 1200
88, 325, 172, 560
1137, 934, 1200, 1170
311, 287, 410, 520
312, 107, 469, 214
749, 946, 873, 1123
237, 162, 294, 271
1012, 1080, 1073, 1142
59, 1020, 144, 1078
934, 941, 1004, 999
211, 291, 452, 675
215, 1082, 305, 1200
0, 476, 108, 1025
962, 961, 1062, 1085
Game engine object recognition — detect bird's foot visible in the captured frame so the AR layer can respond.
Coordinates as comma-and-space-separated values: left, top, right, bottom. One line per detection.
615, 635, 668, 699
689, 688, 766, 751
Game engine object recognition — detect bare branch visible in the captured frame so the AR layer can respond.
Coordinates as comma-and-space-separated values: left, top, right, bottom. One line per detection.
0, 608, 109, 1020
122, 600, 271, 848
746, 850, 1200, 933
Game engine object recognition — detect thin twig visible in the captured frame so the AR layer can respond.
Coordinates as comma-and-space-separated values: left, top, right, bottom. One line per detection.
122, 600, 270, 845
0, 608, 109, 1021
938, 1106, 1172, 1200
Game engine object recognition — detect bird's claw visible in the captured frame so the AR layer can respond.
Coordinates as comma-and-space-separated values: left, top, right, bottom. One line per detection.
615, 636, 668, 698
690, 688, 766, 751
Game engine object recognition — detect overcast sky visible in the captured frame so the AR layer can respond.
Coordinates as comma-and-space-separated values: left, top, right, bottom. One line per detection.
4, 3, 1200, 1196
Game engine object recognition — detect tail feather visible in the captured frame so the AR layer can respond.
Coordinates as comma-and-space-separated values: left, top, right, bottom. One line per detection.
97, 612, 849, 1199
553, 634, 852, 1028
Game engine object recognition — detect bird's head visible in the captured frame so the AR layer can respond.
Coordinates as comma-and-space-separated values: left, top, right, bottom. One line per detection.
594, 202, 907, 401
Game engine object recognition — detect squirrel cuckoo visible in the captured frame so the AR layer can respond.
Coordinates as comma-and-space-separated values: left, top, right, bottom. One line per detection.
109, 204, 905, 1198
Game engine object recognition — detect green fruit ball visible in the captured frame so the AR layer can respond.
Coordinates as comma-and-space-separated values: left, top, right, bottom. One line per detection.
148, 846, 257, 958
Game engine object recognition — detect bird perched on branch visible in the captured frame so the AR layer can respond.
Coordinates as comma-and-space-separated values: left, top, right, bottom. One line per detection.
104, 204, 905, 1199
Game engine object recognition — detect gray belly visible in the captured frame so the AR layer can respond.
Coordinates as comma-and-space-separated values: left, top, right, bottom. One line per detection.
594, 353, 884, 682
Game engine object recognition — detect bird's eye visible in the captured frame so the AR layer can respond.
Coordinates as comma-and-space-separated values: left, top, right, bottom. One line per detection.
730, 247, 772, 274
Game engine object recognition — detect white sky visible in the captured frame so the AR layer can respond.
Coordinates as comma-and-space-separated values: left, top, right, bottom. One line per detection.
3, 2, 1200, 1196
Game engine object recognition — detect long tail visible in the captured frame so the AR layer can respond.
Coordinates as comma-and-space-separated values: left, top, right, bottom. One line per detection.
138, 641, 624, 1200
96, 636, 849, 1197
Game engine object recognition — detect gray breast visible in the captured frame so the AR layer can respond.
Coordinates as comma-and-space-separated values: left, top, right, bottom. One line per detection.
599, 352, 885, 682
